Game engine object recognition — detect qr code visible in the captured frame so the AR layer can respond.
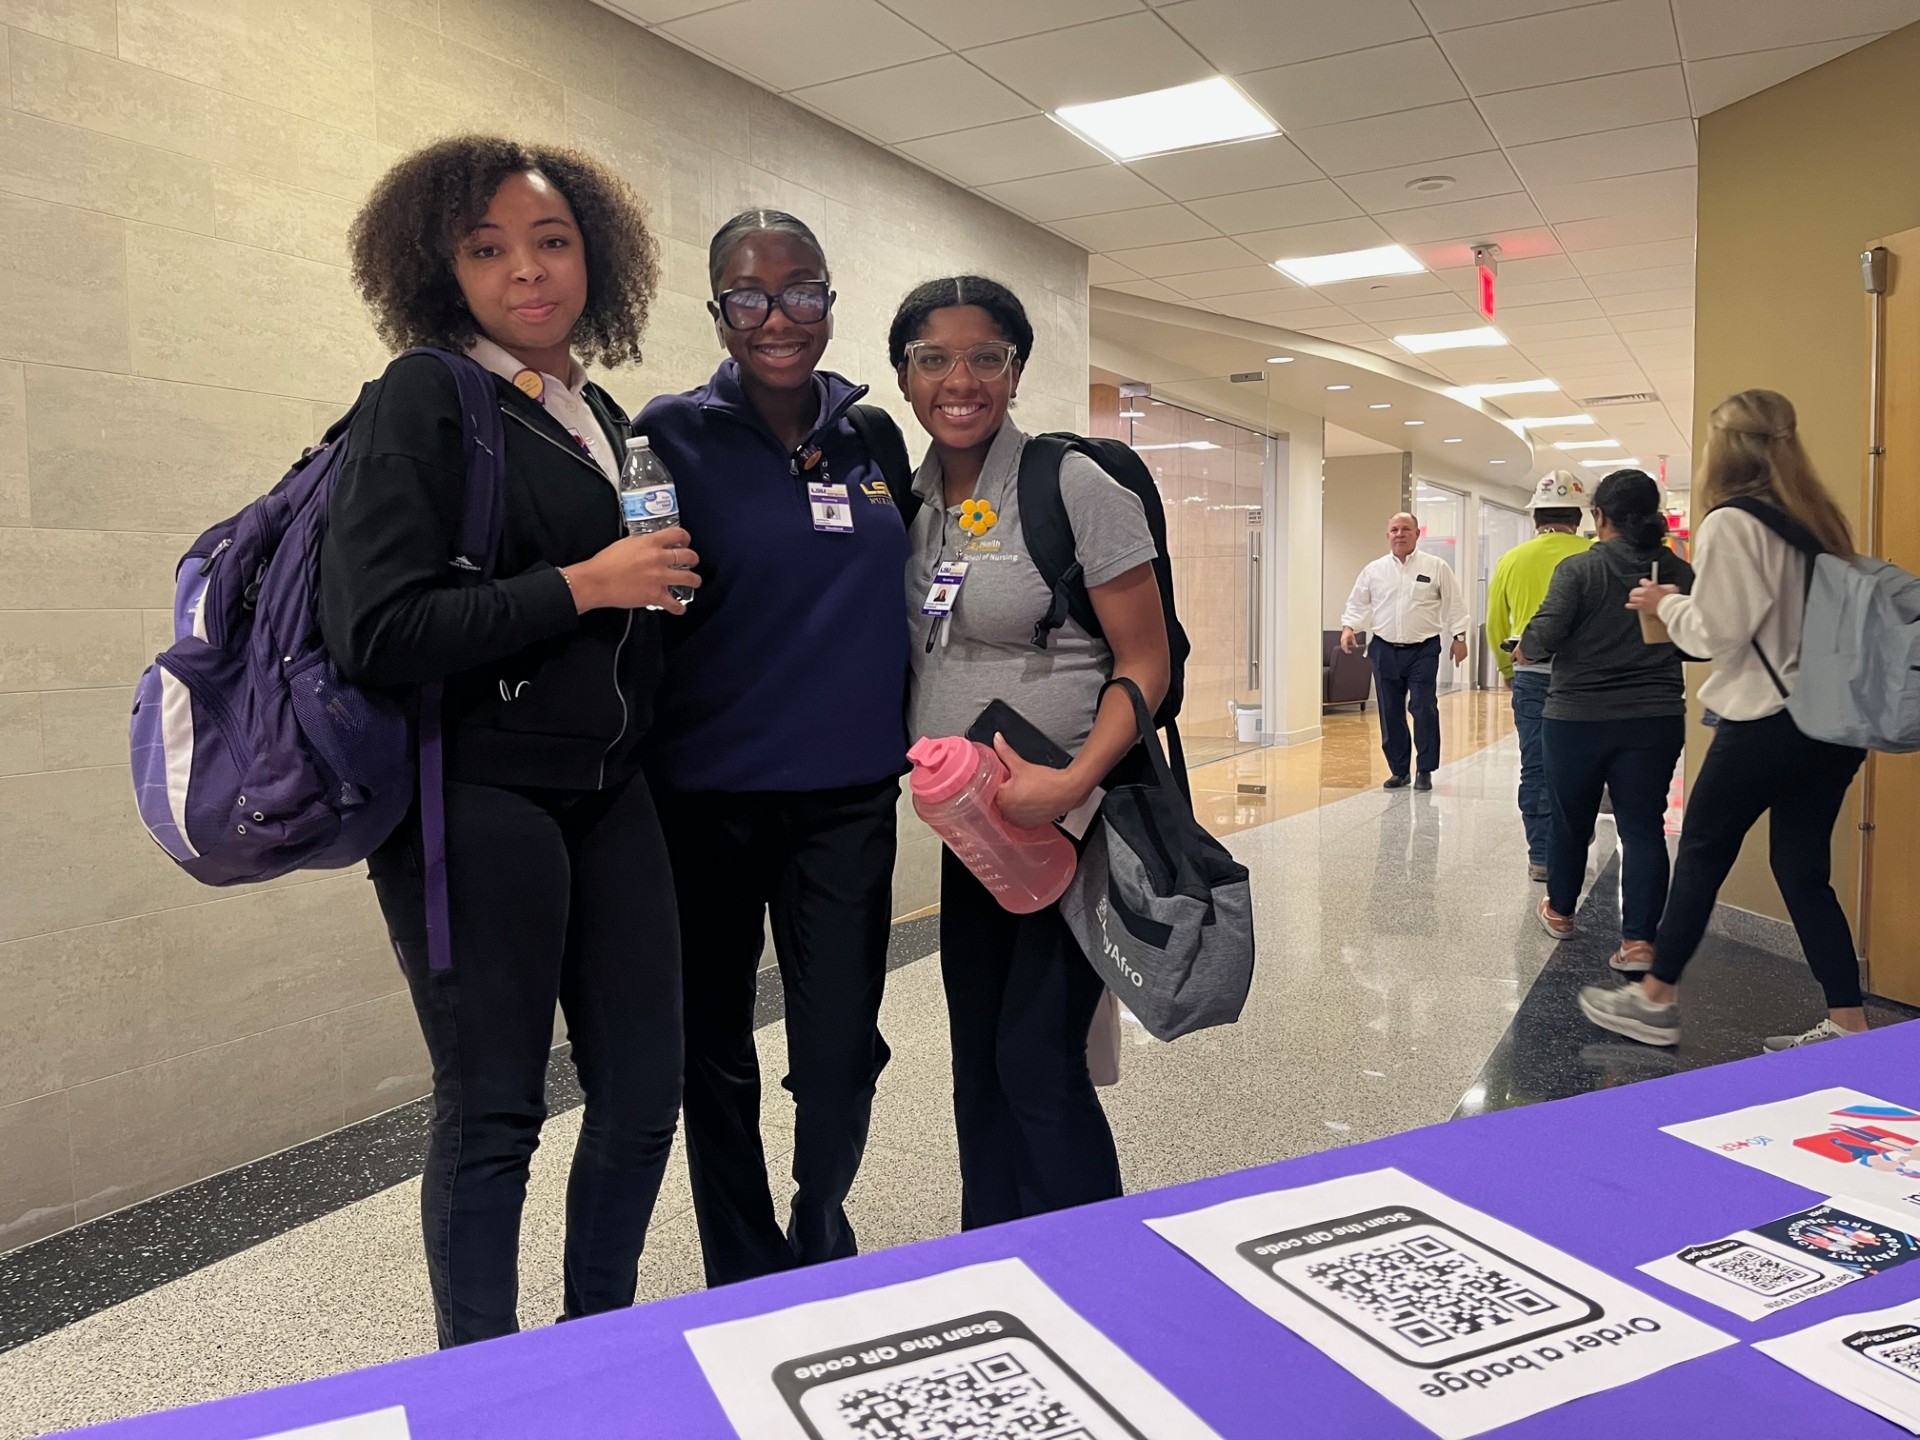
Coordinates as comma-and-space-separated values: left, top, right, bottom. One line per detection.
1304, 1233, 1557, 1349
1696, 1245, 1821, 1296
1874, 1339, 1920, 1377
834, 1351, 1095, 1439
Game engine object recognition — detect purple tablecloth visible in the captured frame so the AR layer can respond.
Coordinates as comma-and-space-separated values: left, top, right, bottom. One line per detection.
63, 1023, 1920, 1438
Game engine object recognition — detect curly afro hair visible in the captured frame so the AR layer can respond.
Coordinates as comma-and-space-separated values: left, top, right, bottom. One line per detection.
348, 135, 660, 367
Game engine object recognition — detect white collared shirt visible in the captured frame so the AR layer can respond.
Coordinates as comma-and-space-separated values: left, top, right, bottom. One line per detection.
1343, 549, 1469, 645
467, 336, 620, 488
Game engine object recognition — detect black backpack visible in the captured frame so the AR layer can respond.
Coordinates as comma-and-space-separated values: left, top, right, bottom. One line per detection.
849, 408, 1191, 756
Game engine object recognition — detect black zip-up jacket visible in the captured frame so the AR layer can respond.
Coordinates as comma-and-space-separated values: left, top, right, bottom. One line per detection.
319, 351, 662, 791
1519, 537, 1697, 723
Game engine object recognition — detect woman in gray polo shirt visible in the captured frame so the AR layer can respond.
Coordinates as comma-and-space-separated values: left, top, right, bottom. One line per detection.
888, 276, 1171, 1228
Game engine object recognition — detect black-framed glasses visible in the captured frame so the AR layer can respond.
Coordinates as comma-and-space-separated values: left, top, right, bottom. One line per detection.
713, 281, 833, 331
902, 341, 1018, 382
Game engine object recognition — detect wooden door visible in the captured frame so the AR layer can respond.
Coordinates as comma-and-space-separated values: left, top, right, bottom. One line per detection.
1863, 226, 1920, 1003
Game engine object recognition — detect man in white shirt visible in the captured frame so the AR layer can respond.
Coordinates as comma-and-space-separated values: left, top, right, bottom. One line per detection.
1340, 512, 1470, 790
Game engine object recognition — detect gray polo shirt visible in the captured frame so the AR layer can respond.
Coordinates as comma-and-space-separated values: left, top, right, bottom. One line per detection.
906, 421, 1158, 753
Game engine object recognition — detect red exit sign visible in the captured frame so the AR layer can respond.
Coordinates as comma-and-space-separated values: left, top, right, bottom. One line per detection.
1472, 244, 1498, 321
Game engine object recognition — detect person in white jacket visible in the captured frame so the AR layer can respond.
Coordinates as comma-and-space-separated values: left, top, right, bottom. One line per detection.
1579, 390, 1868, 1052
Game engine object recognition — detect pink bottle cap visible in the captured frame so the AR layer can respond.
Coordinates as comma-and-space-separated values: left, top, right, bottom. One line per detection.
907, 736, 986, 805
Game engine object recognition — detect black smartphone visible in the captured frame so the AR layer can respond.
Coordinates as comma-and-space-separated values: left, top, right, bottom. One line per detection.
965, 700, 1072, 770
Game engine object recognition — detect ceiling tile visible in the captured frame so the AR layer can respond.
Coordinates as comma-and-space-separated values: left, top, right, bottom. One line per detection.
1584, 262, 1694, 295
1050, 204, 1218, 249
1624, 326, 1693, 349
896, 115, 1107, 184
1155, 0, 1429, 72
1435, 253, 1579, 287
1530, 167, 1696, 225
1491, 277, 1596, 306
1341, 292, 1481, 323
1599, 288, 1693, 317
1519, 334, 1633, 359
1101, 277, 1195, 302
1087, 253, 1144, 284
1377, 191, 1544, 245
1568, 237, 1696, 274
1610, 305, 1693, 332
875, 0, 1145, 49
1506, 119, 1697, 189
961, 12, 1212, 110
1187, 179, 1361, 234
1161, 264, 1305, 298
1237, 39, 1466, 131
1436, 0, 1681, 95
662, 0, 944, 89
1408, 225, 1563, 271
1477, 66, 1691, 146
1497, 298, 1608, 326
1315, 272, 1449, 305
1671, 0, 1920, 61
1236, 215, 1397, 263
596, 0, 734, 21
1106, 235, 1267, 276
978, 165, 1168, 221
1126, 135, 1325, 199
1302, 323, 1385, 343
1683, 38, 1872, 114
1336, 150, 1524, 212
1412, 0, 1601, 30
790, 56, 1035, 143
1226, 299, 1356, 329
1289, 101, 1498, 176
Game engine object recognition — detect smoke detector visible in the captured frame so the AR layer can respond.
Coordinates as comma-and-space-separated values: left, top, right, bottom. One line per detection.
1406, 175, 1456, 194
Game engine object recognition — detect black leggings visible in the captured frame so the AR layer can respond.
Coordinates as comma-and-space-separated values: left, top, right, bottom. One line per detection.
1652, 711, 1866, 1007
369, 774, 682, 1347
938, 848, 1120, 1230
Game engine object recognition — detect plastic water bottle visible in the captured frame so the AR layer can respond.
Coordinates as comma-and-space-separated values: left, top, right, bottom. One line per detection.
620, 436, 694, 608
907, 736, 1077, 914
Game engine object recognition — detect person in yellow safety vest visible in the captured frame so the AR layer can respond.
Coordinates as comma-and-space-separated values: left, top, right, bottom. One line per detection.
1486, 470, 1593, 882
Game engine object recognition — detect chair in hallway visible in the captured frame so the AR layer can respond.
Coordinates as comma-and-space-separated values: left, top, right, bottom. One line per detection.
1323, 630, 1372, 711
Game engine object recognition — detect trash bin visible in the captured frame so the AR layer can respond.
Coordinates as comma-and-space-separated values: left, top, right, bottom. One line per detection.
1230, 703, 1263, 743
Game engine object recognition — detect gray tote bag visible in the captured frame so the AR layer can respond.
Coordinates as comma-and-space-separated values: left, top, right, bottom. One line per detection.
1060, 680, 1255, 1042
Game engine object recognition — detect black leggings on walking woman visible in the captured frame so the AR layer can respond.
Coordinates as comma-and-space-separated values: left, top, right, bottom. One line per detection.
1652, 711, 1866, 1006
369, 774, 683, 1347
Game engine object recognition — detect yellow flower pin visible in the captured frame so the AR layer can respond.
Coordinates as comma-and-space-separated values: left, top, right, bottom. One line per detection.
958, 498, 999, 537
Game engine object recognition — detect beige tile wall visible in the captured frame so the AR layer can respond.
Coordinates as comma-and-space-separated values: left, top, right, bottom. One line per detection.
0, 0, 1088, 1252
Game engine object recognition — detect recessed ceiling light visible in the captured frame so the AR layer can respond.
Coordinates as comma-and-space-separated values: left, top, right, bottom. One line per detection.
1052, 77, 1277, 161
1443, 437, 1464, 444
1512, 414, 1596, 429
1581, 457, 1640, 467
1265, 355, 1296, 363
1135, 440, 1225, 452
1369, 402, 1391, 410
1404, 420, 1425, 426
1489, 459, 1507, 464
1274, 244, 1425, 287
1555, 439, 1622, 450
1119, 409, 1145, 418
1394, 326, 1508, 354
1326, 384, 1351, 391
1446, 379, 1561, 399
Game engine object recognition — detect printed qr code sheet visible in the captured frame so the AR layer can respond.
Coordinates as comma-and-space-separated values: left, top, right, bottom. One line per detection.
1147, 1168, 1732, 1440
1759, 1301, 1920, 1433
683, 1258, 1218, 1440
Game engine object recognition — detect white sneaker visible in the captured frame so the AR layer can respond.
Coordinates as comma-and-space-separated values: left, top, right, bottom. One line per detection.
1578, 981, 1680, 1046
1763, 1018, 1861, 1052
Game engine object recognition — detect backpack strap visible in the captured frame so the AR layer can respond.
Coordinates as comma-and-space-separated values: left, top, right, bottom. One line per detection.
1018, 433, 1101, 648
399, 348, 508, 975
847, 403, 920, 534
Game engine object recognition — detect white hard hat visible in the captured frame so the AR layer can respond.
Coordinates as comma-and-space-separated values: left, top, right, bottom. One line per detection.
1527, 469, 1590, 512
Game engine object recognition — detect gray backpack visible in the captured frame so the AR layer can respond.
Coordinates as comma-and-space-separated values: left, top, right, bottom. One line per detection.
1058, 679, 1254, 1042
1726, 498, 1920, 753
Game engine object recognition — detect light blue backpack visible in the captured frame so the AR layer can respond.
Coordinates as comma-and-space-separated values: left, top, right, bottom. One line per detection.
1726, 498, 1920, 753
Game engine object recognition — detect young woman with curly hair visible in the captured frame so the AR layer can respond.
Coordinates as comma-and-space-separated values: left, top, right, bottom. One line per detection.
320, 135, 696, 1346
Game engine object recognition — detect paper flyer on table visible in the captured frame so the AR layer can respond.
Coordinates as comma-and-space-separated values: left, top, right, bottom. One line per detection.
250, 1410, 410, 1440
683, 1258, 1218, 1440
1144, 1168, 1731, 1440
1662, 1088, 1920, 1217
1756, 1297, 1920, 1434
1640, 1197, 1920, 1320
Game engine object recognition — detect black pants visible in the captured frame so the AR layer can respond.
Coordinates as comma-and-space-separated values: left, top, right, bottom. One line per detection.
939, 848, 1121, 1229
1652, 710, 1867, 1006
1543, 715, 1685, 941
1370, 636, 1441, 776
368, 775, 682, 1348
658, 779, 897, 1287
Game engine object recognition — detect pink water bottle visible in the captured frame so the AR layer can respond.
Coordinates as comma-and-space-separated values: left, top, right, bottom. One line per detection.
908, 736, 1078, 914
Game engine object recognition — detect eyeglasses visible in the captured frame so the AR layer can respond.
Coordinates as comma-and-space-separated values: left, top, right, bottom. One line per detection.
713, 281, 833, 331
902, 341, 1019, 383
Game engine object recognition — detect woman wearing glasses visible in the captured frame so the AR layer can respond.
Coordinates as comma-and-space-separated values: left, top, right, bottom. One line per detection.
889, 276, 1169, 1227
636, 211, 913, 1285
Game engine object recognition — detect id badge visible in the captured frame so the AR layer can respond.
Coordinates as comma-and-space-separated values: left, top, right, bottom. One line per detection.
809, 482, 853, 533
921, 561, 969, 617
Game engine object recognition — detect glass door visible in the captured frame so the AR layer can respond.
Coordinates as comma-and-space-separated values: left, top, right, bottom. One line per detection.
1474, 500, 1530, 689
1412, 481, 1466, 691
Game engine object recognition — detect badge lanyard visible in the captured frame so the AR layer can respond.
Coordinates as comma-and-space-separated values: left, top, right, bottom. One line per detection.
792, 443, 853, 534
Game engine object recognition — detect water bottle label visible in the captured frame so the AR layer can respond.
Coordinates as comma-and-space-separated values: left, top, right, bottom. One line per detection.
621, 484, 678, 524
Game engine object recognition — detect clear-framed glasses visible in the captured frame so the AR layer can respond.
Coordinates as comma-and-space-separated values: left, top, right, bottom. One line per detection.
902, 341, 1018, 383
713, 281, 833, 331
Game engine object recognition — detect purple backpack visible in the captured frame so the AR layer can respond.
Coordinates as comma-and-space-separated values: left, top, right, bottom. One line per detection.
130, 348, 505, 973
